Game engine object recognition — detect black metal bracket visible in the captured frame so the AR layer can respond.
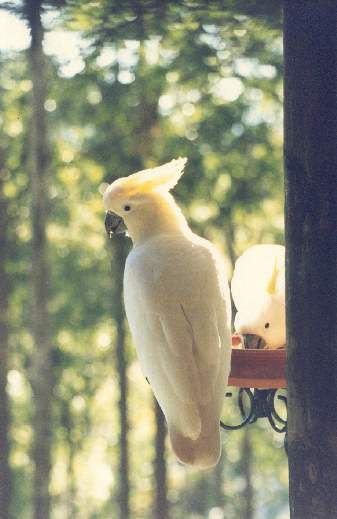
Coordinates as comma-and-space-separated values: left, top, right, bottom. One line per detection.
220, 388, 288, 451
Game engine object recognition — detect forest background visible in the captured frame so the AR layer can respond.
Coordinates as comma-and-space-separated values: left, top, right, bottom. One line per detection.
0, 1, 287, 518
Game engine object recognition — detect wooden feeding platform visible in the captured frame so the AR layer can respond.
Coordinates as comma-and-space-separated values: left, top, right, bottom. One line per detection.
221, 338, 288, 438
228, 337, 286, 389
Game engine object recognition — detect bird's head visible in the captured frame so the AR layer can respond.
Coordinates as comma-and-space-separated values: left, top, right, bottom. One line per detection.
234, 256, 286, 349
103, 158, 188, 243
234, 294, 286, 349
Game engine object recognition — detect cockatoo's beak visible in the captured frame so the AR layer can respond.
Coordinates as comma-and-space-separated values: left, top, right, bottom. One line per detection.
104, 211, 127, 238
242, 334, 267, 350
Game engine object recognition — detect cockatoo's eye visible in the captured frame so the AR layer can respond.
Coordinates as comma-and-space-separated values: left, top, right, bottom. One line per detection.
264, 322, 270, 329
123, 205, 131, 212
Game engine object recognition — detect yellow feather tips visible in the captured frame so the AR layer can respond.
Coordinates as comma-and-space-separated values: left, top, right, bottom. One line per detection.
118, 157, 187, 195
266, 257, 278, 295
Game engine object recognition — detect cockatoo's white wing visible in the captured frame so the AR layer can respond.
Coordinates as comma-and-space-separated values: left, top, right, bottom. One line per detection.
124, 234, 231, 460
231, 244, 285, 311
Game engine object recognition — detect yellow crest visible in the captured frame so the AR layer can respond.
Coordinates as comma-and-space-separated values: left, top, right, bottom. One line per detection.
120, 157, 187, 194
266, 257, 278, 295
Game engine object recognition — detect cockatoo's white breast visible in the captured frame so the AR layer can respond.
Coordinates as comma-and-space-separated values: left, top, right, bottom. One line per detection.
124, 233, 231, 334
125, 234, 228, 307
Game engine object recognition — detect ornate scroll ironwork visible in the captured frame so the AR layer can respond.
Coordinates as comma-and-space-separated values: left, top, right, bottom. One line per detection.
220, 388, 288, 449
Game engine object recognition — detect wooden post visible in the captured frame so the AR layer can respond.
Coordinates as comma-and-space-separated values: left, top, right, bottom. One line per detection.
284, 2, 337, 518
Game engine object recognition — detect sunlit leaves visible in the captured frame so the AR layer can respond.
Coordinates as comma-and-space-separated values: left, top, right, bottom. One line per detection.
1, 2, 287, 518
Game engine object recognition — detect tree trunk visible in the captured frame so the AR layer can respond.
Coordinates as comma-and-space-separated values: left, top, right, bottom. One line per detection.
133, 43, 171, 519
26, 2, 54, 518
211, 450, 224, 510
60, 402, 77, 519
284, 3, 337, 518
66, 437, 77, 519
223, 219, 236, 269
241, 430, 254, 519
111, 239, 130, 519
153, 400, 169, 519
0, 149, 11, 519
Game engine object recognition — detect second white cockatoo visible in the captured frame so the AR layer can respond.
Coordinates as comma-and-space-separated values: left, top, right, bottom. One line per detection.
231, 244, 285, 349
103, 158, 232, 469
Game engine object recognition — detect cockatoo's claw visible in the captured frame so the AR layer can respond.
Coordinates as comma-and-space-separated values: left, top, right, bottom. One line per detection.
104, 211, 127, 237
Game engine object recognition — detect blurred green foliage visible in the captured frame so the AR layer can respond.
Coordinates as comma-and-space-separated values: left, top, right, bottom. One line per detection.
1, 1, 288, 518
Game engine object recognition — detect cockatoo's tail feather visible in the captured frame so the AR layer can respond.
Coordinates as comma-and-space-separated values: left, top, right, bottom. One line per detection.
169, 416, 221, 469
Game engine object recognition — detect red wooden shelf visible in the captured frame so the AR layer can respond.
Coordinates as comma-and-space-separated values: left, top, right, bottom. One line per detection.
228, 340, 286, 389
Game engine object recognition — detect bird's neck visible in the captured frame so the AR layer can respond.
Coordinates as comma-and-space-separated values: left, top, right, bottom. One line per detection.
126, 192, 191, 246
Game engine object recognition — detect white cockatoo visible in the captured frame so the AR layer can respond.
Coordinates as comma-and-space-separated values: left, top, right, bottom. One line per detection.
231, 244, 285, 349
103, 158, 232, 469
